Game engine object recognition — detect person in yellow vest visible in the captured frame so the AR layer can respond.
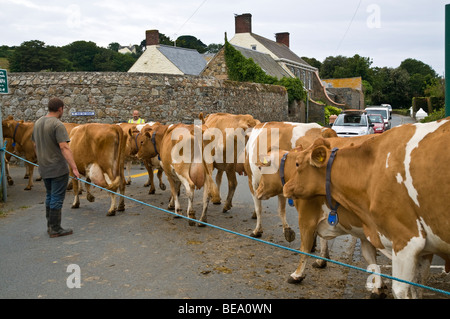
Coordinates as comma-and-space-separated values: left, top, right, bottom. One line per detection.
128, 110, 145, 124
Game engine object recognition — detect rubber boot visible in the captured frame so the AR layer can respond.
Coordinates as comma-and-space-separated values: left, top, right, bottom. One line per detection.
48, 208, 73, 238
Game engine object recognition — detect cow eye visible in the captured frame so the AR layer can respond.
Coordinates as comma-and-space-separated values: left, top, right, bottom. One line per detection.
296, 162, 299, 167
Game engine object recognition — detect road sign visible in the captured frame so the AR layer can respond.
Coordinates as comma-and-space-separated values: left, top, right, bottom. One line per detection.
0, 69, 8, 94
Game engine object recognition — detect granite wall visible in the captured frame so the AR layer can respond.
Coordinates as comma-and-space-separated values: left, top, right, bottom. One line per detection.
1, 72, 293, 124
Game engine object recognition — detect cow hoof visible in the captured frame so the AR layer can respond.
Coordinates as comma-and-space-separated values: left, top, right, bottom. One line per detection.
159, 183, 166, 191
87, 194, 95, 202
118, 204, 125, 211
370, 292, 387, 299
7, 179, 13, 186
148, 189, 155, 195
24, 186, 32, 191
167, 205, 175, 211
250, 232, 262, 238
251, 211, 256, 219
212, 201, 221, 205
71, 203, 79, 209
312, 260, 327, 269
188, 220, 196, 226
106, 210, 116, 216
284, 228, 296, 242
287, 275, 305, 284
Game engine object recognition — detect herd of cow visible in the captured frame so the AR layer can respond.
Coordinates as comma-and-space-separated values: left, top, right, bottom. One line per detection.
2, 112, 450, 299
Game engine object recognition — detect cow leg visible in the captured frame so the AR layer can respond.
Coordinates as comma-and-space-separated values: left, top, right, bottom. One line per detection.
360, 239, 387, 299
178, 175, 196, 226
212, 169, 223, 205
167, 175, 182, 216
107, 192, 117, 216
312, 237, 329, 269
145, 162, 156, 194
125, 160, 132, 185
222, 167, 237, 213
5, 160, 13, 185
198, 181, 212, 227
24, 163, 34, 190
391, 237, 426, 299
250, 193, 263, 238
71, 178, 80, 209
117, 173, 126, 212
278, 195, 295, 242
157, 169, 166, 190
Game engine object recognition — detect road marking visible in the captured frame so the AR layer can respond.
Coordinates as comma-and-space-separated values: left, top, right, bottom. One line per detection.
130, 169, 158, 179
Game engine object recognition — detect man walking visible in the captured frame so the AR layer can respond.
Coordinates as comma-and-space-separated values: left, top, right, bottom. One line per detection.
32, 97, 80, 238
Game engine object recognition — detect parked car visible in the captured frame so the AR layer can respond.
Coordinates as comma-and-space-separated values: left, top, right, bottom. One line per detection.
367, 114, 385, 134
332, 110, 374, 137
365, 106, 391, 130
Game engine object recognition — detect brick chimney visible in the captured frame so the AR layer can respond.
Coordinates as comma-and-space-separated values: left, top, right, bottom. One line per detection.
235, 13, 252, 33
275, 32, 290, 47
146, 29, 159, 46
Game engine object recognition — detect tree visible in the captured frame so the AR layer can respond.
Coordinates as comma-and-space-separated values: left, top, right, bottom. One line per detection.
62, 41, 99, 71
175, 35, 207, 53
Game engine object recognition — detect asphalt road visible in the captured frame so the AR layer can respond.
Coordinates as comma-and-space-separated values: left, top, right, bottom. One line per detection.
0, 114, 448, 304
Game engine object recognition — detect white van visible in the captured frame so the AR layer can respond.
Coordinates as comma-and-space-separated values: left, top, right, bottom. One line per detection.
365, 106, 391, 130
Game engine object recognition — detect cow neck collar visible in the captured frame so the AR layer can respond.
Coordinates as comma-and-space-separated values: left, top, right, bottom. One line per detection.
326, 147, 340, 226
280, 152, 294, 207
151, 131, 160, 160
12, 123, 20, 147
134, 132, 140, 152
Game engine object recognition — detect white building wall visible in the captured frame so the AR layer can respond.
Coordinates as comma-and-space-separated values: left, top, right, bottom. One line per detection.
128, 46, 183, 74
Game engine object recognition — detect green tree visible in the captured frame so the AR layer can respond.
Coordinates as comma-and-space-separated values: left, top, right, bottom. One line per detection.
63, 41, 99, 71
175, 35, 207, 53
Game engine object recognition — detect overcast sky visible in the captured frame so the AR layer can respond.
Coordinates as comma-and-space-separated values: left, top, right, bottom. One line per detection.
1, 0, 448, 75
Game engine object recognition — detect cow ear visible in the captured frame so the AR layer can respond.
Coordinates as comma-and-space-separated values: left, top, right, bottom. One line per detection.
310, 146, 328, 168
144, 131, 151, 138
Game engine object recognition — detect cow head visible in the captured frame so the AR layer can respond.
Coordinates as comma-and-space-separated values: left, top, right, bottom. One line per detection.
283, 138, 331, 200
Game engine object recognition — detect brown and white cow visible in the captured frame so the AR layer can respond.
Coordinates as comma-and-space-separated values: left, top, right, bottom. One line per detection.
136, 122, 220, 226
2, 116, 37, 190
257, 133, 388, 298
284, 118, 450, 298
117, 122, 165, 193
244, 121, 335, 241
200, 112, 260, 212
69, 123, 127, 216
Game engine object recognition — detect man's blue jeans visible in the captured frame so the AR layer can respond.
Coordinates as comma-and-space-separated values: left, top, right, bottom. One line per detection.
43, 174, 69, 210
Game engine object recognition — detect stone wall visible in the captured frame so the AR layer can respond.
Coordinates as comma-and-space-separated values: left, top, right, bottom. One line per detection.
1, 72, 291, 124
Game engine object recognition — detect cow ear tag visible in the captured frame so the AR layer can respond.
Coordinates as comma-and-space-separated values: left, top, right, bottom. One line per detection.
328, 210, 338, 226
288, 198, 294, 207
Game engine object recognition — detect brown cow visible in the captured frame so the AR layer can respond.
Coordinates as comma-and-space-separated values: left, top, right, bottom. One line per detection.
284, 118, 450, 298
117, 122, 165, 193
136, 122, 220, 226
200, 112, 260, 212
2, 116, 37, 190
257, 134, 388, 298
244, 121, 335, 242
69, 123, 127, 216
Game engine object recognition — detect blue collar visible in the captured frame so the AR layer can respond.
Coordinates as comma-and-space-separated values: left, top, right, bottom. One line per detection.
326, 147, 340, 226
280, 152, 294, 207
151, 131, 160, 160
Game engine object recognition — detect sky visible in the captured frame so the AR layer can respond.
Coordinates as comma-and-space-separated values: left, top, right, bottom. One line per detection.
0, 0, 448, 75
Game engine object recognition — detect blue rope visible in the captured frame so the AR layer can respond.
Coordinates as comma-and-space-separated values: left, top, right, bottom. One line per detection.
3, 149, 450, 297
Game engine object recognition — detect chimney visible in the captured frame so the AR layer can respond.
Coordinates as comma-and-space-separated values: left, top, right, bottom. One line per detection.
275, 32, 290, 47
235, 13, 252, 34
146, 29, 159, 46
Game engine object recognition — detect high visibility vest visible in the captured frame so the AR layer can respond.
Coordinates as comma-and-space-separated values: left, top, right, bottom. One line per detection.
128, 118, 145, 124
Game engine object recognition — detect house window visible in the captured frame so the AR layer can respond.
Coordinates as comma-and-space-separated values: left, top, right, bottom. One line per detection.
251, 45, 257, 50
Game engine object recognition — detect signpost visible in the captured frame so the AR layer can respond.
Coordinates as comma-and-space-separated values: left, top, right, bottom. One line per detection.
0, 69, 9, 201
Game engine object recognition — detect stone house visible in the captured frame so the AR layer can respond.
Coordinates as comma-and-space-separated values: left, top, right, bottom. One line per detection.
321, 76, 365, 109
128, 30, 207, 75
